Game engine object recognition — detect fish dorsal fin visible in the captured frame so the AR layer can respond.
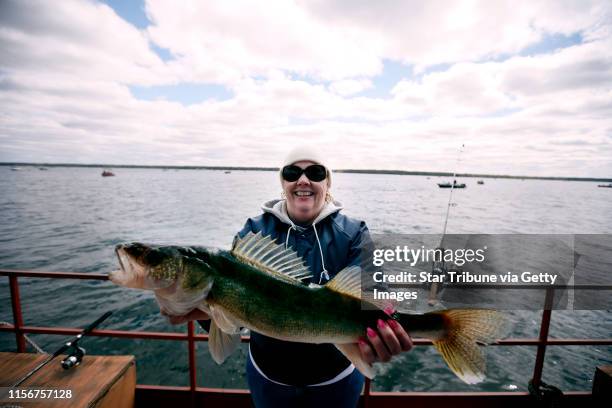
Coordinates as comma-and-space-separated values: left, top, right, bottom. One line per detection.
231, 231, 313, 284
326, 266, 393, 310
325, 266, 362, 299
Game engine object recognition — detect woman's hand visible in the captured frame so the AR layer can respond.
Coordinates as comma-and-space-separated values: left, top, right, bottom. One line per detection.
161, 309, 210, 325
357, 319, 413, 364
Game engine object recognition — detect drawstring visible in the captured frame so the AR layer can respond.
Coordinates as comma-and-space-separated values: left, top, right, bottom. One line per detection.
313, 224, 330, 284
284, 222, 329, 284
285, 224, 294, 249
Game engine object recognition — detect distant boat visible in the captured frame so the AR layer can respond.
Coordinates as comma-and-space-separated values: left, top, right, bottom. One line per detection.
39, 167, 48, 171
477, 180, 484, 185
102, 170, 115, 177
224, 170, 231, 174
598, 183, 612, 188
438, 181, 466, 189
11, 167, 22, 171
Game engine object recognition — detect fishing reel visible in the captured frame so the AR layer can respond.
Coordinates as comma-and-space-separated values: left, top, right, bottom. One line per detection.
10, 311, 112, 390
60, 342, 86, 370
432, 257, 447, 280
427, 248, 463, 306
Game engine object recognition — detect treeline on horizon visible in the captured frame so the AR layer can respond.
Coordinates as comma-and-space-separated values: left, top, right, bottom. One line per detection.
1, 162, 611, 182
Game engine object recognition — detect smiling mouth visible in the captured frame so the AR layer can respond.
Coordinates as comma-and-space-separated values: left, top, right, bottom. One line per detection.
294, 191, 314, 197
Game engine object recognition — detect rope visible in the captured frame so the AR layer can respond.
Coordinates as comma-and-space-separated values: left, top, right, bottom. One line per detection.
312, 224, 330, 284
0, 321, 46, 354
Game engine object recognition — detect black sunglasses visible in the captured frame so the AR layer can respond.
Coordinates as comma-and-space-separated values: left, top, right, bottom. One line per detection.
281, 164, 327, 182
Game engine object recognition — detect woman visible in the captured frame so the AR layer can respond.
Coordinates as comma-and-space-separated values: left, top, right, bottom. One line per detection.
168, 147, 413, 407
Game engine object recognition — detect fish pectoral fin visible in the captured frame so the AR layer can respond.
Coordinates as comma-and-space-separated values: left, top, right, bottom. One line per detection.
153, 283, 209, 317
334, 343, 376, 379
210, 305, 241, 334
197, 303, 211, 315
208, 320, 240, 365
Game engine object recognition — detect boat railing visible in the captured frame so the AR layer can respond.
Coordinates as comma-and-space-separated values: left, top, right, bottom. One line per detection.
1, 269, 610, 407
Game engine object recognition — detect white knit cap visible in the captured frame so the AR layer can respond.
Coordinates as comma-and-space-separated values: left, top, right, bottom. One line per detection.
280, 146, 332, 187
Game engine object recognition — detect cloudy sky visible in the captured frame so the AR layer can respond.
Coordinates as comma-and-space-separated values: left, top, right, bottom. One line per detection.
1, 0, 611, 177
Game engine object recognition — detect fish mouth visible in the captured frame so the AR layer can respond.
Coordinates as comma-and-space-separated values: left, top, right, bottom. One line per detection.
115, 246, 127, 272
115, 246, 135, 274
110, 247, 129, 284
111, 245, 148, 281
111, 244, 176, 290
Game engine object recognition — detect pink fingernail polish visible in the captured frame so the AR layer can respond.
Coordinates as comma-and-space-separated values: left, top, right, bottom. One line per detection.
388, 319, 399, 329
366, 327, 377, 338
358, 338, 368, 346
377, 319, 386, 329
384, 306, 395, 316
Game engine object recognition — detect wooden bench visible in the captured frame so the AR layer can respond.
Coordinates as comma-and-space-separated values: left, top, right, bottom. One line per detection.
0, 352, 135, 408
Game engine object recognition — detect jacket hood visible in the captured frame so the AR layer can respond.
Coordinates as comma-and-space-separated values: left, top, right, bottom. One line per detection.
261, 199, 343, 227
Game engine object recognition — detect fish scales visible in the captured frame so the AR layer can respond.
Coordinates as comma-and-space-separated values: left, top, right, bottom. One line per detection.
109, 232, 508, 384
205, 252, 367, 343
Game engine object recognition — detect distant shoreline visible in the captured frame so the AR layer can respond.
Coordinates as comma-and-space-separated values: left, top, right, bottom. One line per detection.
2, 162, 611, 182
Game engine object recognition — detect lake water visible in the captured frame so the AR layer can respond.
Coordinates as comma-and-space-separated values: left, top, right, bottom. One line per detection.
0, 166, 610, 392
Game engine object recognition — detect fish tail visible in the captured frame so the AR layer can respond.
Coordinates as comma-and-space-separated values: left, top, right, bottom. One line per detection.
419, 309, 507, 384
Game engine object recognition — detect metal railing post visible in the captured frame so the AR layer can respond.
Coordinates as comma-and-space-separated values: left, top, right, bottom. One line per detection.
9, 275, 26, 352
2, 268, 611, 401
363, 377, 371, 408
532, 287, 554, 386
188, 320, 197, 407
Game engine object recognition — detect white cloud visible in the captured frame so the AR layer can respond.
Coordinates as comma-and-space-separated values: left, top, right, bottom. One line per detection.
299, 0, 611, 70
145, 0, 383, 83
0, 0, 176, 86
391, 62, 514, 116
328, 79, 373, 96
0, 0, 611, 177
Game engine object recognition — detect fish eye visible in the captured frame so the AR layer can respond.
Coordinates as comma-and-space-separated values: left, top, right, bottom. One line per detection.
124, 243, 147, 258
144, 249, 167, 266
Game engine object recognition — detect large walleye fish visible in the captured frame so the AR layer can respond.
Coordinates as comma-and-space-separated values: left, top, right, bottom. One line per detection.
109, 232, 507, 383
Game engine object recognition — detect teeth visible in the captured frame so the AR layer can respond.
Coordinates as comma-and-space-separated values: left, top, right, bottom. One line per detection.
295, 191, 313, 196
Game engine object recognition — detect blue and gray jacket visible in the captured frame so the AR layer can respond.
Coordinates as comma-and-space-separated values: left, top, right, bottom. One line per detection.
239, 199, 371, 386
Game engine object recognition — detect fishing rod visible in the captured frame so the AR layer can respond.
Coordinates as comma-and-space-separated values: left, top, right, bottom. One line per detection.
428, 144, 465, 306
441, 143, 465, 238
9, 311, 113, 388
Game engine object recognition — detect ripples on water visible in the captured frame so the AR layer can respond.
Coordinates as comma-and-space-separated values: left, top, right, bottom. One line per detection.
0, 167, 610, 391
